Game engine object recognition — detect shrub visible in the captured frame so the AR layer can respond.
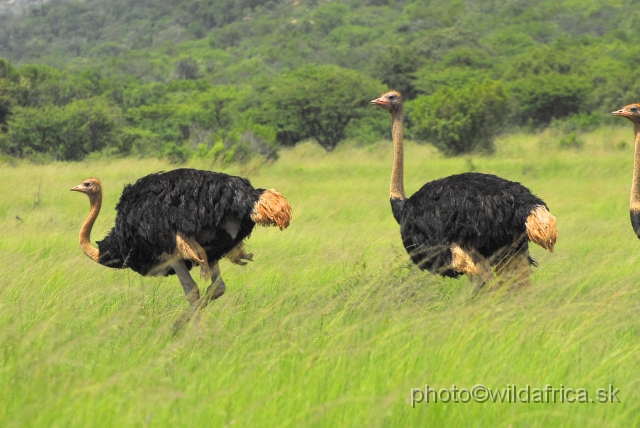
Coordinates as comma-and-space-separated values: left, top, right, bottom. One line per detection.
408, 80, 508, 156
209, 140, 225, 160
162, 142, 190, 164
508, 74, 592, 127
370, 46, 422, 100
551, 112, 601, 134
4, 97, 122, 160
267, 65, 385, 152
558, 132, 584, 150
240, 125, 279, 161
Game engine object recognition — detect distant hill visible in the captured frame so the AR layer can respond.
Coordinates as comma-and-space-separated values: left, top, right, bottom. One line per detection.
1, 0, 640, 162
0, 0, 637, 92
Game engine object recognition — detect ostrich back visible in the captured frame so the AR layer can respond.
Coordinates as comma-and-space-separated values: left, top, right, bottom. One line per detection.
97, 168, 262, 275
399, 172, 547, 277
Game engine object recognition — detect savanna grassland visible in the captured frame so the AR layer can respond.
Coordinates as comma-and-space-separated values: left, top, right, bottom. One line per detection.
1, 127, 640, 427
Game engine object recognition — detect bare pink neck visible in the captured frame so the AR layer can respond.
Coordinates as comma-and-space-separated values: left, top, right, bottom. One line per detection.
80, 193, 101, 261
390, 109, 406, 201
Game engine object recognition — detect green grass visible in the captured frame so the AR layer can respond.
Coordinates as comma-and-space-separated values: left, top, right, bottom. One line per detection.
1, 127, 639, 427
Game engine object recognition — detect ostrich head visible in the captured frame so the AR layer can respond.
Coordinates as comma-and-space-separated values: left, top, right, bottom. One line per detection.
371, 91, 402, 114
612, 103, 640, 123
71, 178, 102, 201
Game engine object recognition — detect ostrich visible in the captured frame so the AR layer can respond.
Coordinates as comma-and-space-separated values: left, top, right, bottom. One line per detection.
612, 103, 640, 238
71, 168, 291, 315
371, 91, 557, 287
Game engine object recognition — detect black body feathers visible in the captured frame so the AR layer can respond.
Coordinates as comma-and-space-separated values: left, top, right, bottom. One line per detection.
396, 172, 546, 277
390, 198, 405, 224
96, 168, 262, 275
631, 210, 640, 239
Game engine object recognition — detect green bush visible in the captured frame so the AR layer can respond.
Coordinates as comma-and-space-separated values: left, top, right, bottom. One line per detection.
209, 140, 225, 160
551, 112, 602, 134
4, 97, 122, 161
193, 143, 210, 159
266, 65, 385, 152
162, 142, 190, 164
217, 125, 279, 164
223, 146, 236, 164
558, 132, 584, 150
345, 115, 389, 145
508, 74, 592, 127
240, 124, 278, 161
370, 46, 422, 100
408, 80, 508, 156
120, 127, 163, 158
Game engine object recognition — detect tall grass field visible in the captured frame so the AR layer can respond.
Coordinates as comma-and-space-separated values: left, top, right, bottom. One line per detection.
1, 127, 639, 426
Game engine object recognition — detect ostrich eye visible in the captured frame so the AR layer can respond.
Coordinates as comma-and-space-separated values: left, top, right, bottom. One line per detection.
632, 107, 639, 113
388, 95, 396, 101
84, 182, 91, 187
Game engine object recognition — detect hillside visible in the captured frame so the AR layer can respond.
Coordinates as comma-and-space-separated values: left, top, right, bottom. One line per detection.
1, 0, 639, 162
0, 0, 52, 17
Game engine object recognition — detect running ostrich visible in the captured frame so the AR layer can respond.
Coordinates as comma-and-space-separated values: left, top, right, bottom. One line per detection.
71, 168, 291, 313
612, 103, 640, 238
371, 91, 557, 287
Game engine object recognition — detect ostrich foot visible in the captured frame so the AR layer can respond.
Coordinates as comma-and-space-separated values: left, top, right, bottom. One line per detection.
199, 261, 226, 310
174, 279, 225, 334
172, 310, 198, 334
200, 280, 226, 309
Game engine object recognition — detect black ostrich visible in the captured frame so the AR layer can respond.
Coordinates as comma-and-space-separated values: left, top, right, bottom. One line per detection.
371, 91, 557, 287
612, 103, 640, 237
71, 168, 291, 313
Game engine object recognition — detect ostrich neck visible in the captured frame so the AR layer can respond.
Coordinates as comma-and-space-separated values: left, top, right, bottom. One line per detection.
390, 109, 406, 200
80, 194, 101, 262
632, 123, 640, 212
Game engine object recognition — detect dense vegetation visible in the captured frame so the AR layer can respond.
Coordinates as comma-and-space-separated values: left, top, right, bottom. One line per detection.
0, 0, 639, 160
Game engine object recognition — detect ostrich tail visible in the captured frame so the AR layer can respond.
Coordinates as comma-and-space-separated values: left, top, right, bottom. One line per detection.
251, 189, 292, 230
526, 206, 558, 252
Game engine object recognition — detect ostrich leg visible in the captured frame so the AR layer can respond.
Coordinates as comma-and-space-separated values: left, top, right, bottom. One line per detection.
170, 258, 201, 309
467, 260, 494, 293
170, 258, 203, 332
494, 240, 532, 289
495, 251, 531, 288
199, 261, 226, 310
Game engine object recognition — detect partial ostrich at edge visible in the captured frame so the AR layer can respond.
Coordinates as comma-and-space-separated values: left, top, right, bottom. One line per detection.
371, 91, 557, 287
612, 103, 640, 238
71, 168, 291, 311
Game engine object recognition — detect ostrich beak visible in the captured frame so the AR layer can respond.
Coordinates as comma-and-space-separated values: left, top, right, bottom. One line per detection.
371, 97, 388, 106
612, 109, 627, 117
70, 184, 84, 192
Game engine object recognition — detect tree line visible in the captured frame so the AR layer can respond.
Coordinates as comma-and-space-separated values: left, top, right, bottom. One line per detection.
1, 0, 639, 162
0, 60, 387, 162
